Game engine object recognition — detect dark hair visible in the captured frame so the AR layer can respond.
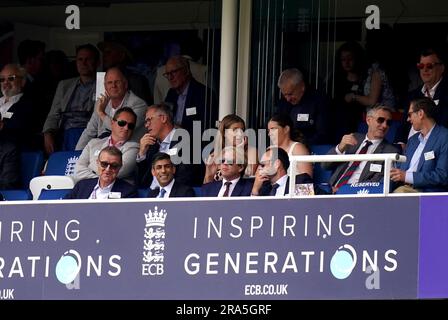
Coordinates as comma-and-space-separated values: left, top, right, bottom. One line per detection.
269, 113, 304, 143
76, 43, 100, 63
99, 146, 123, 162
17, 39, 45, 65
113, 107, 137, 123
148, 103, 174, 125
335, 41, 367, 79
421, 46, 446, 65
151, 152, 172, 167
267, 146, 290, 171
411, 97, 437, 120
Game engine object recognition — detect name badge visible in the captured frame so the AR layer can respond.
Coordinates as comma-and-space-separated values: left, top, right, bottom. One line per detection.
370, 163, 382, 173
186, 107, 197, 116
351, 84, 359, 91
424, 151, 435, 161
2, 111, 13, 119
167, 148, 177, 156
94, 150, 100, 157
297, 113, 309, 122
108, 192, 122, 199
434, 99, 440, 106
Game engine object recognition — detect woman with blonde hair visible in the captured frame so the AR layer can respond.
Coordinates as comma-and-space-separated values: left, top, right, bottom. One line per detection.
204, 114, 258, 183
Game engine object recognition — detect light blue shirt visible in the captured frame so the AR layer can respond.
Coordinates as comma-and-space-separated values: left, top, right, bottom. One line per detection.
405, 125, 435, 184
174, 82, 190, 125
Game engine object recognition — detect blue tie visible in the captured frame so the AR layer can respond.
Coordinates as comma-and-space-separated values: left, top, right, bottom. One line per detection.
270, 183, 280, 196
158, 188, 166, 198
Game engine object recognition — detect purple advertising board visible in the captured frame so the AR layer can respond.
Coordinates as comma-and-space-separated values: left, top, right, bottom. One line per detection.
0, 197, 420, 300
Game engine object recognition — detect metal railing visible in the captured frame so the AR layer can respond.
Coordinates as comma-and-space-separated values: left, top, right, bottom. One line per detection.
288, 153, 407, 196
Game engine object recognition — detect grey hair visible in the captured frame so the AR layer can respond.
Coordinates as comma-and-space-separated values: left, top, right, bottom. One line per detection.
277, 68, 304, 87
366, 104, 393, 117
3, 63, 27, 78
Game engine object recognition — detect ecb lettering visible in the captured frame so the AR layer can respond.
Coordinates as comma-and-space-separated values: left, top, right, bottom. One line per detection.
142, 263, 164, 276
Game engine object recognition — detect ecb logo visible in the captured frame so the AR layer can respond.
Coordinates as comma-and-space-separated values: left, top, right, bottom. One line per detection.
142, 206, 167, 276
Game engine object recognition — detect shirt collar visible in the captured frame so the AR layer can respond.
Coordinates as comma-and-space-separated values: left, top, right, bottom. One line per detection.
273, 174, 288, 187
419, 124, 436, 142
422, 77, 443, 97
160, 178, 175, 195
160, 128, 176, 145
223, 176, 240, 186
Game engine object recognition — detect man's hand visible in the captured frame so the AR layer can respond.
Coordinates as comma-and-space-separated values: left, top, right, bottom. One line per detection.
44, 132, 55, 155
96, 93, 110, 120
390, 168, 405, 182
251, 167, 270, 195
338, 133, 358, 152
138, 133, 158, 157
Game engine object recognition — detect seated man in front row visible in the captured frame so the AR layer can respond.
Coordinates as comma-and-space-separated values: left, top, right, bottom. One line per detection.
322, 104, 400, 193
391, 97, 448, 192
147, 152, 195, 198
251, 147, 290, 196
201, 146, 253, 197
65, 146, 138, 199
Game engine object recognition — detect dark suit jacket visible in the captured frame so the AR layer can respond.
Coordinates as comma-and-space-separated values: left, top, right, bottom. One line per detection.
398, 125, 448, 192
258, 174, 313, 196
147, 180, 195, 198
277, 89, 331, 145
322, 133, 401, 186
395, 76, 448, 143
137, 135, 203, 188
201, 178, 253, 197
165, 77, 218, 133
1, 93, 35, 150
0, 138, 21, 190
64, 178, 138, 199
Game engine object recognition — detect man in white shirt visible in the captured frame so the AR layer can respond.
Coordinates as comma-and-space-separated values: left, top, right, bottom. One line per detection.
251, 147, 290, 197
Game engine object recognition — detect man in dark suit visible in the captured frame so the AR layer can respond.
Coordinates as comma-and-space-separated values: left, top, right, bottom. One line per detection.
0, 63, 36, 150
65, 146, 137, 199
0, 113, 21, 190
164, 55, 218, 134
277, 68, 331, 145
323, 105, 401, 193
251, 147, 292, 197
136, 103, 202, 188
201, 146, 253, 197
395, 47, 448, 146
147, 152, 195, 198
391, 98, 448, 192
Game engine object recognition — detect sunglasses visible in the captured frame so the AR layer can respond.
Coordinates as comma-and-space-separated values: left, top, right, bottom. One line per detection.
115, 119, 136, 130
416, 62, 443, 70
99, 161, 121, 170
375, 117, 392, 126
0, 75, 21, 83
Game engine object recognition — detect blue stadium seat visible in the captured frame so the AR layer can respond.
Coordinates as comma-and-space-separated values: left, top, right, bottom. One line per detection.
21, 151, 44, 188
1, 189, 31, 201
38, 189, 72, 200
336, 182, 384, 195
310, 144, 334, 184
45, 150, 82, 176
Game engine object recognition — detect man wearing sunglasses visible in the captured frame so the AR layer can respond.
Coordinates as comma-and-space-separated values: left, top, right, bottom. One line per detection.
0, 63, 36, 150
74, 107, 139, 185
323, 105, 401, 193
65, 146, 137, 199
201, 146, 253, 197
396, 46, 448, 146
391, 98, 448, 193
76, 67, 147, 150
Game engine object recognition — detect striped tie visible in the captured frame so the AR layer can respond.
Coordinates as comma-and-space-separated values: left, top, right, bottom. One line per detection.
335, 140, 372, 188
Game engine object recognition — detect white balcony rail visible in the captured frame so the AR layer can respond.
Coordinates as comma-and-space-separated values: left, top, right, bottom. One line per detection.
288, 153, 407, 196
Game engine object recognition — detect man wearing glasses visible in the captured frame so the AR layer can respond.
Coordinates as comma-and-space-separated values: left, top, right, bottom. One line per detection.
0, 63, 36, 150
74, 107, 139, 185
391, 98, 448, 193
396, 46, 448, 146
65, 146, 137, 199
76, 67, 147, 149
136, 103, 199, 189
164, 55, 218, 135
201, 146, 253, 197
323, 105, 400, 194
